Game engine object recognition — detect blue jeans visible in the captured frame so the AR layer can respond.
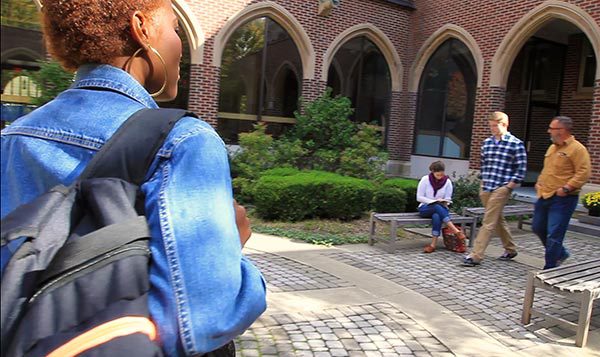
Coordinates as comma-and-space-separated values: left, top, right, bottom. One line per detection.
418, 203, 451, 237
532, 194, 579, 269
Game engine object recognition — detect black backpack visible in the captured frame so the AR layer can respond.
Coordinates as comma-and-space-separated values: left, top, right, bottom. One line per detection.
1, 108, 193, 356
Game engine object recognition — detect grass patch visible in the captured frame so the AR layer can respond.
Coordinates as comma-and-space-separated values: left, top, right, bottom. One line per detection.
250, 212, 409, 246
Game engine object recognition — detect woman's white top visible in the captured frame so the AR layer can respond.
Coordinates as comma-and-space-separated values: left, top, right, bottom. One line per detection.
416, 175, 454, 208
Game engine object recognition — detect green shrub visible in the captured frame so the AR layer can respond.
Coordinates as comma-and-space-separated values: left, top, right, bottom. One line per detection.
232, 177, 254, 204
338, 124, 388, 181
291, 88, 355, 155
261, 167, 301, 177
231, 89, 387, 188
230, 123, 275, 180
253, 171, 374, 221
26, 60, 74, 106
382, 178, 419, 212
450, 173, 482, 214
372, 186, 407, 213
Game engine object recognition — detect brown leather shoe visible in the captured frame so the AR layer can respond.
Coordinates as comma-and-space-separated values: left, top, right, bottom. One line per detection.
423, 245, 436, 253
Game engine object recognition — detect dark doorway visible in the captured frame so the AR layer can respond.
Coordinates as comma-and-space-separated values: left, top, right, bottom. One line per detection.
506, 38, 566, 185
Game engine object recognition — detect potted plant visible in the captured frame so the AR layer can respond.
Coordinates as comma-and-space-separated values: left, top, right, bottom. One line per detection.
580, 191, 600, 227
582, 191, 600, 217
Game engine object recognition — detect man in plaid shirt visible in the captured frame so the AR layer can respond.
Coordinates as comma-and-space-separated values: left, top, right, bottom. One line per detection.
463, 112, 527, 267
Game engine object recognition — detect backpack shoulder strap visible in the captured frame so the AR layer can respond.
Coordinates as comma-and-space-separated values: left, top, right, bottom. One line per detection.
79, 108, 197, 184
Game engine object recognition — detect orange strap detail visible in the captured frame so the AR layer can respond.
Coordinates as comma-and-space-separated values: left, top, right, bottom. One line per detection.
46, 316, 157, 357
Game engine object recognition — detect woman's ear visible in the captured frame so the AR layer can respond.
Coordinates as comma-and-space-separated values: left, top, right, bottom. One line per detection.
130, 11, 150, 48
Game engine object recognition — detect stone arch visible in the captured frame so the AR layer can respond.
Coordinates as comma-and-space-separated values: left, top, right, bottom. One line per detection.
490, 0, 600, 88
408, 24, 483, 92
30, 0, 205, 64
322, 23, 403, 91
172, 0, 205, 65
1, 48, 43, 63
213, 1, 315, 80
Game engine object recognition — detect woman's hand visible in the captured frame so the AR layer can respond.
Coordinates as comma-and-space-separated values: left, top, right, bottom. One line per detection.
234, 200, 252, 247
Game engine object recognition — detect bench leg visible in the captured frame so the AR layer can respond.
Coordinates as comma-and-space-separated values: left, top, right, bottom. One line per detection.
575, 290, 594, 347
469, 217, 478, 247
390, 221, 398, 242
369, 213, 376, 246
522, 272, 536, 325
518, 215, 523, 230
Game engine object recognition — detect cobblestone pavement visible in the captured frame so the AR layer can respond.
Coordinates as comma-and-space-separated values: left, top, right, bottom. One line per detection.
487, 228, 597, 263
247, 253, 353, 292
238, 227, 599, 356
237, 303, 453, 357
328, 248, 599, 352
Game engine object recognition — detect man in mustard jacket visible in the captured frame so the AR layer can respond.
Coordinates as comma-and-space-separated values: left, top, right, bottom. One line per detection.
533, 116, 591, 269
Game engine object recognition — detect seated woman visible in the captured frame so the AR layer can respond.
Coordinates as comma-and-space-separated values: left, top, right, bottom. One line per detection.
416, 161, 466, 253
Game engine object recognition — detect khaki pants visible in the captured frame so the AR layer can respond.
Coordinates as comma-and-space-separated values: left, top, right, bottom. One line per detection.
470, 186, 516, 261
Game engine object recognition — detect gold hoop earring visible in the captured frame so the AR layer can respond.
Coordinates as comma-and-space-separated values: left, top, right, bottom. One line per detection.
129, 44, 168, 98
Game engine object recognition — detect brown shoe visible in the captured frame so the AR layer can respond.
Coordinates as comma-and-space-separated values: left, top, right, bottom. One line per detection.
423, 245, 436, 253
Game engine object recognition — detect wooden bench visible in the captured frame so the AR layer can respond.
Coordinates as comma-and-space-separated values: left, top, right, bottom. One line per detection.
462, 204, 534, 246
368, 212, 475, 246
521, 258, 600, 347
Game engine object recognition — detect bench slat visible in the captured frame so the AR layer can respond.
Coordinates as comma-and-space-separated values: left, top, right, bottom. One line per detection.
463, 204, 532, 216
552, 273, 600, 292
542, 266, 600, 286
537, 259, 600, 280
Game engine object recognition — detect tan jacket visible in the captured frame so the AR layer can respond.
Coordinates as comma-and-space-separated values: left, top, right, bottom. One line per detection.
536, 135, 591, 199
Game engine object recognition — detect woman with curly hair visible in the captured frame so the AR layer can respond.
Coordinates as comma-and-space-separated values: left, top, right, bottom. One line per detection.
1, 1, 266, 356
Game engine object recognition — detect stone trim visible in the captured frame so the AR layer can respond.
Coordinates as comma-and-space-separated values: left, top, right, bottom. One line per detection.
173, 0, 205, 65
321, 23, 403, 91
212, 1, 315, 80
490, 0, 600, 88
408, 24, 484, 93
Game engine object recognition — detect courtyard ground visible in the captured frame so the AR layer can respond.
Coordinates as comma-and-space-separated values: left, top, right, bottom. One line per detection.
237, 222, 600, 356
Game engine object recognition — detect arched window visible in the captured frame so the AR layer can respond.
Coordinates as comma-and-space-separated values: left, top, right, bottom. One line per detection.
413, 39, 476, 159
218, 17, 302, 144
326, 37, 391, 139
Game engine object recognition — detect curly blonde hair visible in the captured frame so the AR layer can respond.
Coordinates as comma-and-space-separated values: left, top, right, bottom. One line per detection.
41, 0, 163, 71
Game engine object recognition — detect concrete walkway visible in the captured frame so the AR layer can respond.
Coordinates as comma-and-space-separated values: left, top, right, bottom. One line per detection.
239, 223, 600, 357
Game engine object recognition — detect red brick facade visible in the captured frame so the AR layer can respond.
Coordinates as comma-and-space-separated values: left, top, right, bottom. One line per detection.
179, 0, 599, 185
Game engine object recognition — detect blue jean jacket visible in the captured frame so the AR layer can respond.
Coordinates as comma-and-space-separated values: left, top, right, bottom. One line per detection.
1, 64, 267, 355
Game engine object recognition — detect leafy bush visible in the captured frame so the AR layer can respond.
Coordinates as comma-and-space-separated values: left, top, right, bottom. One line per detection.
253, 171, 374, 221
291, 88, 355, 157
338, 124, 388, 181
230, 123, 275, 180
450, 173, 482, 214
232, 177, 254, 205
372, 186, 407, 213
382, 178, 419, 212
242, 89, 387, 181
26, 60, 74, 106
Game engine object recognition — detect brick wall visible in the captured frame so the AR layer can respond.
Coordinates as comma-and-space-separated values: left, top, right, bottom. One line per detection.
410, 0, 599, 183
183, 0, 411, 158
180, 0, 599, 183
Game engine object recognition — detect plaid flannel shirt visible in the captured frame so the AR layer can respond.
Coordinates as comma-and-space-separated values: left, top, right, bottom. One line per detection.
480, 132, 527, 192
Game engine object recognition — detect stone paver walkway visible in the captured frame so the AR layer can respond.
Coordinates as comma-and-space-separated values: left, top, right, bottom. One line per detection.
239, 224, 600, 356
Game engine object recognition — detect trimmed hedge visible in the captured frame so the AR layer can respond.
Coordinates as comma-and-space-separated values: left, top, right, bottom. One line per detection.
372, 186, 407, 213
253, 170, 374, 221
382, 178, 419, 212
261, 167, 301, 177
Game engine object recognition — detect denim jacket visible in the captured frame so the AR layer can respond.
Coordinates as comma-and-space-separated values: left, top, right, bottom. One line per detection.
1, 64, 267, 355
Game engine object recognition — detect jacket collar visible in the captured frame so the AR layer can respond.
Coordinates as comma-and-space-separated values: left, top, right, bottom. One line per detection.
72, 64, 158, 109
